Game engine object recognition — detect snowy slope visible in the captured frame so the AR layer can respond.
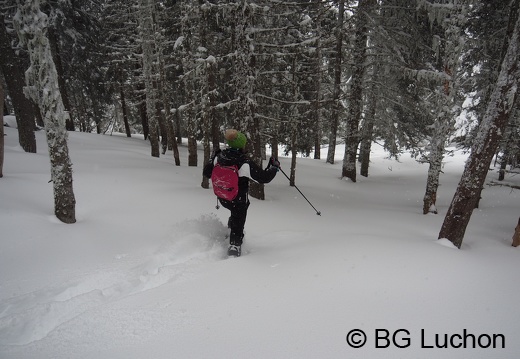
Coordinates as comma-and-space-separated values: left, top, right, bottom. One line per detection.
0, 125, 519, 359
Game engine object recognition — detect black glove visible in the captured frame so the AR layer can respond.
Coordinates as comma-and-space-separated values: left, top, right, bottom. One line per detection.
210, 149, 221, 162
268, 156, 280, 171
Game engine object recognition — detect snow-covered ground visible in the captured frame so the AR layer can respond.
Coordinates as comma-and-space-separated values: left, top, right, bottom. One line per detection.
1, 121, 519, 358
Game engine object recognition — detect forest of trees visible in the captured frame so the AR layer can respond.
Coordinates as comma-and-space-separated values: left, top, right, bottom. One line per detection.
1, 0, 519, 247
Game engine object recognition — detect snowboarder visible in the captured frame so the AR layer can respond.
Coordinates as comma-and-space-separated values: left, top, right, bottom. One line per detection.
203, 129, 280, 257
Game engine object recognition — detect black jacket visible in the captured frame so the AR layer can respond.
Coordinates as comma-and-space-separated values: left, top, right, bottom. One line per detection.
203, 148, 277, 201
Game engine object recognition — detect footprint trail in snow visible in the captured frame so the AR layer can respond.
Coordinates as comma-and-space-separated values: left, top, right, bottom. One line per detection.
0, 215, 228, 345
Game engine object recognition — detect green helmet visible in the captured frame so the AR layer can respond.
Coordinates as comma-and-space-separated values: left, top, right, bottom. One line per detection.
225, 129, 247, 149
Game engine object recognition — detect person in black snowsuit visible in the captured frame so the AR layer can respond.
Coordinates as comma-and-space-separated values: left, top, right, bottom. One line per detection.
203, 129, 280, 257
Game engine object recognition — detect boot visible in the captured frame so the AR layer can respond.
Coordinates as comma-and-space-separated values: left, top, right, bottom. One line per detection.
228, 245, 241, 257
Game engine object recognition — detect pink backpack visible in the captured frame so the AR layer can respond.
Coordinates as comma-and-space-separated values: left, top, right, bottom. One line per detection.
211, 163, 239, 201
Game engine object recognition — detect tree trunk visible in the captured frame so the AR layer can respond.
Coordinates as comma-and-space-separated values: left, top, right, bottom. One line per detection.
0, 80, 4, 178
359, 120, 374, 178
155, 101, 168, 154
168, 120, 181, 164
200, 2, 213, 188
157, 51, 180, 165
174, 109, 182, 144
290, 129, 297, 187
438, 4, 519, 248
208, 57, 219, 155
211, 113, 220, 153
271, 118, 280, 159
326, 0, 344, 165
139, 99, 149, 140
498, 151, 508, 181
423, 108, 456, 215
2, 90, 7, 115
166, 109, 180, 165
313, 3, 323, 160
201, 130, 211, 189
74, 90, 88, 132
180, 15, 198, 167
359, 63, 378, 177
0, 14, 37, 153
200, 56, 211, 187
15, 0, 76, 223
248, 119, 265, 200
498, 119, 517, 181
422, 140, 443, 215
138, 0, 160, 157
512, 217, 520, 247
119, 80, 131, 137
289, 54, 299, 186
342, 0, 376, 181
48, 27, 75, 131
187, 135, 198, 166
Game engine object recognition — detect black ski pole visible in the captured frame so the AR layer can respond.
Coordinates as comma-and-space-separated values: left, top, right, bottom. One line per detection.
279, 167, 321, 216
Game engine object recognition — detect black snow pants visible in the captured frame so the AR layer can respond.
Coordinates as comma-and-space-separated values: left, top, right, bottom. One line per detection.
219, 196, 250, 246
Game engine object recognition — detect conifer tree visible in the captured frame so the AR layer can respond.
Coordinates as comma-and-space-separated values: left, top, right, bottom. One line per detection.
416, 0, 468, 215
43, 0, 107, 133
100, 0, 141, 136
438, 0, 519, 248
462, 0, 520, 180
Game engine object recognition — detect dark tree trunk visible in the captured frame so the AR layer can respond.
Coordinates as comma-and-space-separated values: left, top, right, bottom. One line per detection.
202, 31, 217, 187
188, 136, 198, 166
156, 102, 168, 154
175, 109, 182, 144
157, 57, 180, 165
312, 1, 323, 160
498, 151, 508, 181
119, 81, 131, 137
167, 116, 180, 165
140, 100, 149, 140
342, 0, 376, 181
512, 217, 520, 247
2, 92, 7, 115
0, 15, 37, 153
326, 0, 344, 165
290, 130, 297, 187
359, 120, 374, 178
359, 65, 378, 177
1, 81, 4, 178
211, 116, 220, 153
248, 120, 265, 200
271, 130, 279, 160
209, 65, 220, 154
498, 124, 517, 181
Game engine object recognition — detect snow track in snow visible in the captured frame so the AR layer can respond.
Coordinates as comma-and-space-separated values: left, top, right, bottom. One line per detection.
0, 215, 228, 345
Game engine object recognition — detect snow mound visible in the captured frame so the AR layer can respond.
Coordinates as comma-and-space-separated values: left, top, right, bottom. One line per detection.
436, 238, 458, 249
